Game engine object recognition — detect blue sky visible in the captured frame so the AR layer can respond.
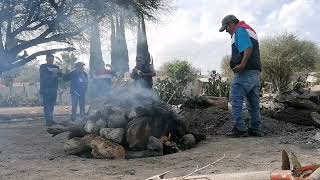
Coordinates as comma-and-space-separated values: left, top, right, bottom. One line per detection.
118, 0, 320, 73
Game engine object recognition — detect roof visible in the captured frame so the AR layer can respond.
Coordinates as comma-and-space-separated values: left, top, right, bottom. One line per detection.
197, 77, 210, 83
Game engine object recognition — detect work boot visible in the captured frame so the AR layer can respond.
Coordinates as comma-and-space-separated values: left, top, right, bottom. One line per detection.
248, 128, 263, 137
226, 127, 248, 138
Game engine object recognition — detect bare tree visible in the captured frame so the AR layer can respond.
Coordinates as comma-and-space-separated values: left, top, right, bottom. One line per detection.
0, 0, 171, 73
221, 55, 234, 78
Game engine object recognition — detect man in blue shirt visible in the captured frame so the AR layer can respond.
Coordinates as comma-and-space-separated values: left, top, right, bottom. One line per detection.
64, 62, 88, 121
219, 15, 262, 137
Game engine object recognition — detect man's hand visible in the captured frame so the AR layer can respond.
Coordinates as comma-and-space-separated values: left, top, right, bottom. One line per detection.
232, 63, 246, 73
137, 70, 143, 76
233, 48, 253, 73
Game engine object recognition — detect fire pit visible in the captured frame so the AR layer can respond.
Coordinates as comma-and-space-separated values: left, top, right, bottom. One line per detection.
47, 88, 201, 159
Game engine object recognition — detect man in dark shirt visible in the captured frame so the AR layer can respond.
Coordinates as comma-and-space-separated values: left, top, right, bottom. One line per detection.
40, 54, 61, 126
131, 56, 156, 89
64, 62, 88, 121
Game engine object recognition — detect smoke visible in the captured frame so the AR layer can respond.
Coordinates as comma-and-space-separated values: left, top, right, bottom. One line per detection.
102, 87, 160, 109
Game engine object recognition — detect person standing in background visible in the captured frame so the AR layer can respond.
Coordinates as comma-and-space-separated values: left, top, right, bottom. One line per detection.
40, 54, 61, 126
64, 62, 88, 121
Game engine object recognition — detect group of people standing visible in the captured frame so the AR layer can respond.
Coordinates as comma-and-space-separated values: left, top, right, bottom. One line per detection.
39, 54, 89, 126
40, 14, 262, 138
39, 53, 155, 126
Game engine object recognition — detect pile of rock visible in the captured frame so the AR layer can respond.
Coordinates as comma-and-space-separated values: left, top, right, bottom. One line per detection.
262, 90, 320, 127
48, 88, 200, 159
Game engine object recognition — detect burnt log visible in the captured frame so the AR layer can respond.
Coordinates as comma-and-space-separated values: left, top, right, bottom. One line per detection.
285, 98, 320, 111
272, 108, 320, 127
203, 96, 228, 110
47, 124, 87, 139
181, 96, 228, 110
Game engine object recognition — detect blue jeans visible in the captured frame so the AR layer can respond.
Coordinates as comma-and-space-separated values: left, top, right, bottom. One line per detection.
230, 70, 261, 131
71, 92, 86, 121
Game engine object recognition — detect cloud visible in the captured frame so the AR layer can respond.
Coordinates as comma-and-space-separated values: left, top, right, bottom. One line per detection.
131, 0, 320, 73
95, 0, 320, 73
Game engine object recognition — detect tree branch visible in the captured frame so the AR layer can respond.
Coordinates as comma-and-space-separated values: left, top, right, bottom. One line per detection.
11, 1, 40, 37
0, 26, 4, 52
1, 47, 75, 72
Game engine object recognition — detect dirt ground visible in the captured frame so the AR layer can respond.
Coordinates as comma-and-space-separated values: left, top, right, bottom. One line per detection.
0, 106, 71, 120
1, 118, 320, 180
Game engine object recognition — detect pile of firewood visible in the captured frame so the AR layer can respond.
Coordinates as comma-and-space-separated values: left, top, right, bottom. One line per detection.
47, 88, 201, 159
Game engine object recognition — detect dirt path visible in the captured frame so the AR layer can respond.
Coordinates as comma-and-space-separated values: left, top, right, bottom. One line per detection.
1, 119, 320, 180
0, 106, 71, 120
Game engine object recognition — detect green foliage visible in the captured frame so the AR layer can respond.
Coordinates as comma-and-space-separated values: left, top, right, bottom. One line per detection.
1, 74, 15, 88
161, 60, 198, 86
261, 33, 320, 92
57, 53, 78, 70
155, 59, 199, 103
15, 62, 40, 83
0, 95, 41, 107
154, 78, 185, 103
203, 76, 231, 97
1, 69, 20, 95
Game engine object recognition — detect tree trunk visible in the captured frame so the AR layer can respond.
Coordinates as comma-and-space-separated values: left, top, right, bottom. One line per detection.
117, 14, 129, 76
110, 16, 119, 76
89, 21, 105, 78
136, 15, 151, 65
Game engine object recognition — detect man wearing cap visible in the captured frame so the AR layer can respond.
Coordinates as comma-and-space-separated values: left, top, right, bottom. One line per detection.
40, 54, 62, 126
64, 62, 88, 121
219, 15, 262, 137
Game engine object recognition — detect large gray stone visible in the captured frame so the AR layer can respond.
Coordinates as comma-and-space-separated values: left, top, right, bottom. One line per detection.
126, 117, 151, 150
100, 128, 124, 144
64, 137, 91, 155
107, 110, 128, 128
163, 141, 179, 154
180, 134, 196, 149
95, 119, 108, 131
147, 136, 163, 151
